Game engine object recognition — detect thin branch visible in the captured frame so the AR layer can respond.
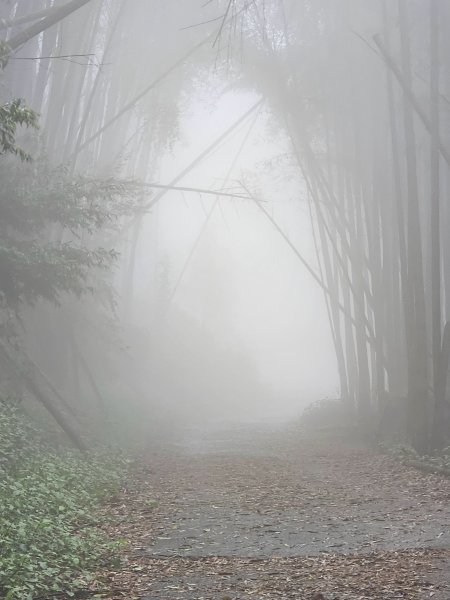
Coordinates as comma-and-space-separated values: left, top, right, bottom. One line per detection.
9, 53, 100, 67
9, 53, 96, 60
180, 14, 225, 31
141, 182, 252, 201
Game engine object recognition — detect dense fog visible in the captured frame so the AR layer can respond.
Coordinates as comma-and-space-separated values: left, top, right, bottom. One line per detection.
4, 3, 450, 599
132, 91, 339, 423
1, 0, 450, 451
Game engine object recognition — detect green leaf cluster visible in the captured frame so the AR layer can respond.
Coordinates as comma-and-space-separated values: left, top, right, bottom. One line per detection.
0, 100, 38, 162
0, 399, 127, 600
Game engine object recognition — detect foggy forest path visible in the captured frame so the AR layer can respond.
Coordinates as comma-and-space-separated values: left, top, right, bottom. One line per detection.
97, 424, 450, 599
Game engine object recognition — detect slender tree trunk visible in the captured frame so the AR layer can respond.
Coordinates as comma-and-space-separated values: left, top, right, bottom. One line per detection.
430, 0, 443, 448
399, 0, 429, 452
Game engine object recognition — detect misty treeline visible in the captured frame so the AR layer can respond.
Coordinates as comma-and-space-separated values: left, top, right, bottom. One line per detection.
0, 0, 449, 454
233, 0, 450, 453
0, 0, 277, 452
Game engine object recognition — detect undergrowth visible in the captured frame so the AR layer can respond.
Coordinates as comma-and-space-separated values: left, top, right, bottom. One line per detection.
0, 398, 127, 600
382, 442, 450, 475
301, 398, 354, 429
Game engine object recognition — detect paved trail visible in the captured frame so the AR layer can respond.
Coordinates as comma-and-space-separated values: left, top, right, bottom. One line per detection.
97, 423, 450, 599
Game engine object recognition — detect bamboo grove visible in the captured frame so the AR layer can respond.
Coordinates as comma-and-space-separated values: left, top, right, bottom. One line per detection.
0, 0, 206, 448
233, 0, 450, 451
1, 0, 450, 451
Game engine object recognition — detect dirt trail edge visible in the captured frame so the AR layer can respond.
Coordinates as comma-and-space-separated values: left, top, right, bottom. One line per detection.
92, 423, 450, 600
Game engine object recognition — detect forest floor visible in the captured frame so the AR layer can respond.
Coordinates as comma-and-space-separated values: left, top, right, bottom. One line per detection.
91, 422, 450, 600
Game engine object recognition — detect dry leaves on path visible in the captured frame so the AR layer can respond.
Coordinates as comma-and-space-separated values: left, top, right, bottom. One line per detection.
88, 426, 450, 600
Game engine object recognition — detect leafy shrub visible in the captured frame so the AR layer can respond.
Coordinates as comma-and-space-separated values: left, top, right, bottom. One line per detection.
301, 398, 354, 429
384, 441, 450, 475
0, 399, 127, 600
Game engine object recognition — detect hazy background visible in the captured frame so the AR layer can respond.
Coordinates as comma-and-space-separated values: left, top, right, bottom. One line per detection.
5, 0, 443, 450
129, 88, 338, 423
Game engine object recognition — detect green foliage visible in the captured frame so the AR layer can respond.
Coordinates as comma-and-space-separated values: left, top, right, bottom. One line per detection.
0, 100, 142, 310
0, 399, 127, 600
0, 99, 38, 162
0, 241, 116, 307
